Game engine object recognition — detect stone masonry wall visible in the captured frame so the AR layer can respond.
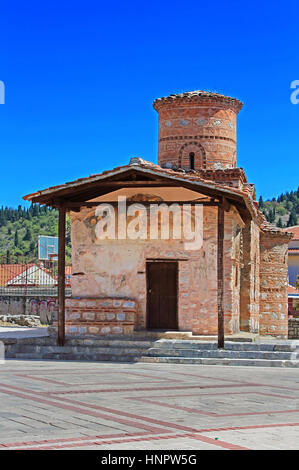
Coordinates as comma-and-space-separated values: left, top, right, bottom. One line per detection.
240, 221, 260, 333
288, 318, 299, 339
70, 205, 218, 335
223, 207, 245, 334
69, 202, 242, 336
56, 298, 137, 336
259, 232, 289, 338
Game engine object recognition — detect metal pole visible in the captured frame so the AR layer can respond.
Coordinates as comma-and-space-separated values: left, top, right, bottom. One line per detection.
58, 204, 66, 346
217, 199, 225, 349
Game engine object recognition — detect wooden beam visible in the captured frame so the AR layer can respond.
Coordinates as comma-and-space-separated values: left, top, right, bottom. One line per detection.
29, 175, 245, 207
57, 205, 66, 346
64, 200, 220, 209
217, 198, 225, 349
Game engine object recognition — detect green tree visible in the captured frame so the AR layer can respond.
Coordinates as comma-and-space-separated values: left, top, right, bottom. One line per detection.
287, 209, 298, 227
14, 230, 19, 247
23, 227, 32, 241
258, 196, 264, 208
277, 217, 283, 228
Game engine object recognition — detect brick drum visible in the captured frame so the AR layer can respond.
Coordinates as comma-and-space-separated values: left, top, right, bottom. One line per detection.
153, 91, 242, 170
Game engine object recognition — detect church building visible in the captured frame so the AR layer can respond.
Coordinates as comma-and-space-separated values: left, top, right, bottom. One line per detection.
24, 90, 292, 341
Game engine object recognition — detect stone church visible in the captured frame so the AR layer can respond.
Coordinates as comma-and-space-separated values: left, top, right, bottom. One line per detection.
24, 90, 292, 340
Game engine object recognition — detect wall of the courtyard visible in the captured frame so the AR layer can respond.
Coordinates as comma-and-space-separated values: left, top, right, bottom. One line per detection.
259, 232, 289, 338
288, 318, 299, 339
0, 295, 56, 324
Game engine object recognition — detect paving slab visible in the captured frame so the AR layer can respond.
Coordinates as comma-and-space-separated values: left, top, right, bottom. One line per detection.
0, 327, 49, 339
0, 360, 299, 449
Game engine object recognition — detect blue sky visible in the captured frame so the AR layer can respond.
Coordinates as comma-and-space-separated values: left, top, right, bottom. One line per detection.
0, 0, 298, 207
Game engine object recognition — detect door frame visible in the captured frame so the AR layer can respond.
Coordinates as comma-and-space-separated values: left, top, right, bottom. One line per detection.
146, 259, 179, 330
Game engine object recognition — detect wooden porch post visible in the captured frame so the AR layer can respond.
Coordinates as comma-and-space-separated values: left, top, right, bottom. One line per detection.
58, 204, 66, 346
217, 198, 225, 349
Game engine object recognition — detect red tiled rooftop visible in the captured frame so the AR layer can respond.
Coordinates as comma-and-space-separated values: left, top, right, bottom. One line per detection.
288, 248, 299, 254
284, 225, 299, 240
288, 284, 299, 296
22, 160, 291, 238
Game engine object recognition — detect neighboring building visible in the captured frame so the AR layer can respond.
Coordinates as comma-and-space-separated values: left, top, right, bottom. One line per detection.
24, 90, 293, 338
0, 264, 72, 287
288, 284, 299, 317
283, 225, 299, 286
0, 264, 55, 286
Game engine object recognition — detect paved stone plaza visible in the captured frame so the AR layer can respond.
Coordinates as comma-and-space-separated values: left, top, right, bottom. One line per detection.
0, 360, 299, 450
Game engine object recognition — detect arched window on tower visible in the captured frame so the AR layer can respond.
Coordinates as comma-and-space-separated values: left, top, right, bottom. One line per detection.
189, 152, 195, 170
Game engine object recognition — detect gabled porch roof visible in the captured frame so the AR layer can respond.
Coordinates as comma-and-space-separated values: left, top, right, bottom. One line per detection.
23, 160, 260, 222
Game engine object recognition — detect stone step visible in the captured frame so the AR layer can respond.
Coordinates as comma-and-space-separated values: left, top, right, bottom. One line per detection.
12, 352, 140, 362
4, 337, 299, 366
145, 347, 298, 360
5, 344, 149, 356
148, 339, 299, 352
140, 356, 299, 367
3, 337, 154, 348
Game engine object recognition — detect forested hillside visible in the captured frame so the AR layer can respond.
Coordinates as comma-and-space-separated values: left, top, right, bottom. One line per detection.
259, 187, 299, 228
0, 205, 71, 263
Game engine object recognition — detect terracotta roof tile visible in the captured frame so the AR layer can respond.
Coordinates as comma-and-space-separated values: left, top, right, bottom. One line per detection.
284, 225, 299, 240
153, 90, 243, 113
23, 160, 288, 234
288, 284, 299, 295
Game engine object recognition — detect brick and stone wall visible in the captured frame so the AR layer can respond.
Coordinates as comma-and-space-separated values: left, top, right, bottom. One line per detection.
288, 318, 299, 339
259, 232, 289, 338
71, 204, 218, 335
153, 93, 242, 171
223, 206, 245, 334
57, 298, 137, 336
69, 201, 244, 337
240, 221, 260, 333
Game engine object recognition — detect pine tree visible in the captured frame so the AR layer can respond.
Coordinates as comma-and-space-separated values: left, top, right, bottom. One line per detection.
0, 211, 5, 226
287, 209, 298, 227
23, 227, 32, 241
267, 208, 275, 223
258, 196, 264, 208
14, 230, 19, 247
29, 241, 36, 253
277, 217, 283, 228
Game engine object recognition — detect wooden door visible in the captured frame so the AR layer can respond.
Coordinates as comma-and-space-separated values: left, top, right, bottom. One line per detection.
146, 261, 178, 330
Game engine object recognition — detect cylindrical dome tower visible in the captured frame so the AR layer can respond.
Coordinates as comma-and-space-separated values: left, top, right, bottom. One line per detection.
153, 90, 243, 171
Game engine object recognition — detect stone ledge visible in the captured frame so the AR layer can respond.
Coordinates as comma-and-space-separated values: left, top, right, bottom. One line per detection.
62, 297, 137, 337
